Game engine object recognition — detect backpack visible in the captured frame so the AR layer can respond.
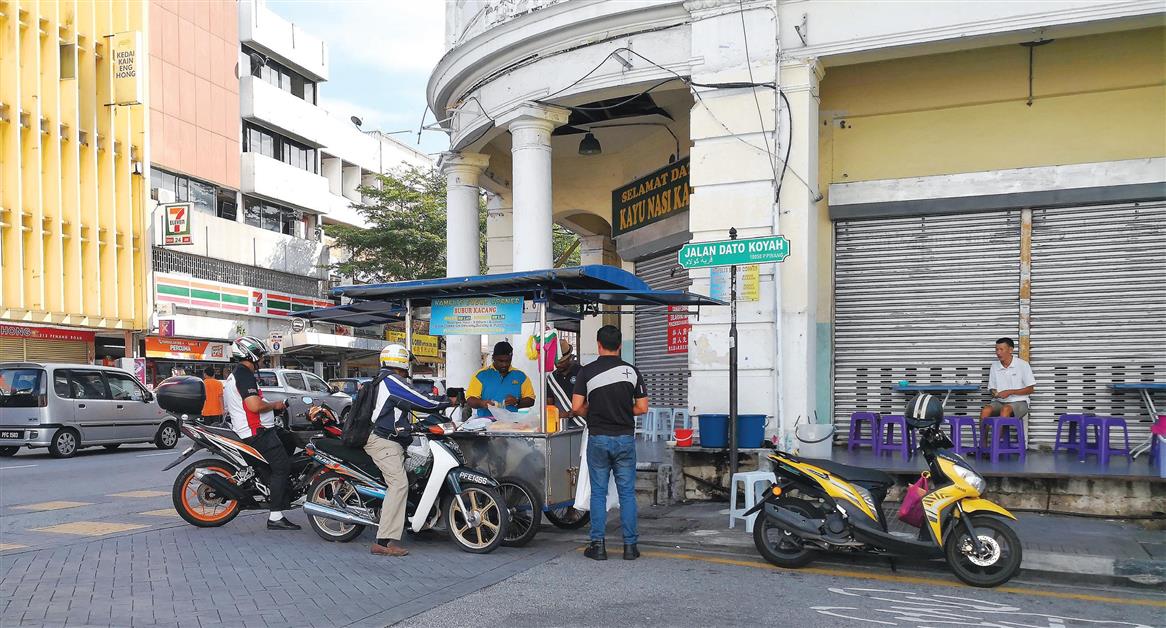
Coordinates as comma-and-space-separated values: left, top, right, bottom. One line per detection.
341, 372, 387, 448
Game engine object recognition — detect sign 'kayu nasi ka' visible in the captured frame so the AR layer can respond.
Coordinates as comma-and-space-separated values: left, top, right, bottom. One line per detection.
612, 157, 690, 237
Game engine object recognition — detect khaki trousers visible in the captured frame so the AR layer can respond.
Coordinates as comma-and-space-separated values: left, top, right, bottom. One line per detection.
363, 434, 408, 541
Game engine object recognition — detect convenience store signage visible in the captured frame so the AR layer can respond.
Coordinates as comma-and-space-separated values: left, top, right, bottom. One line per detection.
155, 273, 332, 320
163, 203, 193, 246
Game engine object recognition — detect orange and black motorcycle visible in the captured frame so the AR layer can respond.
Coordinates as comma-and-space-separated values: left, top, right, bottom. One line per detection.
747, 395, 1022, 587
156, 376, 340, 527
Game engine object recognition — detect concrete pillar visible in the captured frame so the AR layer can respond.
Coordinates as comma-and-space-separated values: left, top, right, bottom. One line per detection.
442, 151, 490, 393
485, 192, 514, 362
578, 234, 619, 366
777, 60, 825, 447
685, 0, 783, 437
496, 103, 569, 410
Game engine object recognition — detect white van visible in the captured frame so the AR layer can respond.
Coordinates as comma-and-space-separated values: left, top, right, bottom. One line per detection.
0, 362, 180, 458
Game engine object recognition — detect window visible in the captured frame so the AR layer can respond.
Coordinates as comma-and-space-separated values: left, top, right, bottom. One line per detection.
69, 371, 110, 400
242, 122, 317, 174
305, 374, 332, 394
0, 369, 45, 408
283, 373, 307, 391
106, 373, 146, 401
151, 168, 238, 220
257, 371, 279, 387
53, 371, 71, 398
245, 45, 317, 104
242, 196, 301, 237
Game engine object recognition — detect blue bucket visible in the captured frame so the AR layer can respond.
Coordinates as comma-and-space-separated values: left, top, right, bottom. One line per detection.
697, 414, 767, 448
697, 414, 728, 448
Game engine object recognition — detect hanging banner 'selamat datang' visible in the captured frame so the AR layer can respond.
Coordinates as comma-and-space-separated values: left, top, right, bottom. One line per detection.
430, 297, 523, 335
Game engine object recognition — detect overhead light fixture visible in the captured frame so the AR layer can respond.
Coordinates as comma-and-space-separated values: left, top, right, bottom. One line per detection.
350, 116, 363, 129
578, 132, 601, 156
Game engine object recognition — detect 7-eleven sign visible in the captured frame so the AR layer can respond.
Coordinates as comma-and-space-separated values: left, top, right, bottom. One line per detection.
163, 202, 193, 246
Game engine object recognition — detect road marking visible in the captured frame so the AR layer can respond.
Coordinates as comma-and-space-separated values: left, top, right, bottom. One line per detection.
31, 521, 147, 536
12, 500, 92, 512
137, 452, 176, 457
0, 464, 37, 470
634, 548, 1166, 609
0, 543, 27, 552
139, 509, 179, 518
109, 490, 170, 498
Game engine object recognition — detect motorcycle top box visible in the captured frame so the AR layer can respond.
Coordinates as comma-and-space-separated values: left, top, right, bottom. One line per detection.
155, 376, 206, 415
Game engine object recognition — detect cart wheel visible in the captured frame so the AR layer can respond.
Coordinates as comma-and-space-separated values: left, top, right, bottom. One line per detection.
545, 505, 590, 530
498, 477, 542, 547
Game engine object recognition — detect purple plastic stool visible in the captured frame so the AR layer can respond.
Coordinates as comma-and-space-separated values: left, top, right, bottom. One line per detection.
1080, 416, 1132, 465
982, 417, 1026, 463
848, 412, 879, 452
1053, 414, 1088, 455
875, 414, 914, 460
945, 416, 978, 456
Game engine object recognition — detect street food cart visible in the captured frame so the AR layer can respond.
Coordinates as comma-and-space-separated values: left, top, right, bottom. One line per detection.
302, 265, 719, 545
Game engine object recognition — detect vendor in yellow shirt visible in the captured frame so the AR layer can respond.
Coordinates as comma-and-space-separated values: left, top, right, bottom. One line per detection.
465, 341, 536, 418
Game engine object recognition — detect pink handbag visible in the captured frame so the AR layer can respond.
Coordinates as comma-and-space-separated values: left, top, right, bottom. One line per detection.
897, 473, 930, 528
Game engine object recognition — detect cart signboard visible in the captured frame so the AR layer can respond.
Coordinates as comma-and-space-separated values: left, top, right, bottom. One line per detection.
678, 235, 789, 269
430, 297, 523, 335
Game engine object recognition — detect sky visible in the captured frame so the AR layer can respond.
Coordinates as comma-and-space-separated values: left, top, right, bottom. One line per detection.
267, 0, 450, 157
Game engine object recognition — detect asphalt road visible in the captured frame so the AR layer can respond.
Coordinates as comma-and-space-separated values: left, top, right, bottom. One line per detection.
403, 548, 1166, 628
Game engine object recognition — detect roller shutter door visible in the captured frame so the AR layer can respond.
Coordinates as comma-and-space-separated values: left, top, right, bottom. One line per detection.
634, 253, 690, 408
0, 338, 90, 363
1028, 202, 1166, 446
833, 211, 1021, 441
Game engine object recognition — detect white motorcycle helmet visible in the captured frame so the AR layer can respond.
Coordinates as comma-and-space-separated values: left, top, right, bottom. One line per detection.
380, 343, 411, 370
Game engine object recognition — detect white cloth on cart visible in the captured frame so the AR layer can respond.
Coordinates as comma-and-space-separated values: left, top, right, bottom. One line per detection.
573, 427, 618, 512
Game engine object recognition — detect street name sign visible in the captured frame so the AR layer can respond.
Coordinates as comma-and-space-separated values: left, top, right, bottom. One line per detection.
678, 235, 790, 269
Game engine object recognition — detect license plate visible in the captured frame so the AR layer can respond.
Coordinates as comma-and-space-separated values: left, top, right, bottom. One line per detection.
0, 430, 23, 439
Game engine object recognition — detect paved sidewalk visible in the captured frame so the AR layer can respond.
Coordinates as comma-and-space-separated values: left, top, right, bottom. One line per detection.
624, 501, 1166, 586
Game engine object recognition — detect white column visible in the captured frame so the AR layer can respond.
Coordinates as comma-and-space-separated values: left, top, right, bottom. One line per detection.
578, 234, 617, 366
442, 151, 490, 393
497, 104, 569, 272
777, 60, 824, 448
496, 104, 569, 412
485, 192, 514, 354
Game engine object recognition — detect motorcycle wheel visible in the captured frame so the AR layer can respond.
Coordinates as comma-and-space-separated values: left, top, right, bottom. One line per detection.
544, 506, 590, 530
305, 471, 366, 543
497, 477, 542, 547
944, 515, 1023, 588
752, 497, 820, 569
172, 459, 241, 528
443, 484, 509, 554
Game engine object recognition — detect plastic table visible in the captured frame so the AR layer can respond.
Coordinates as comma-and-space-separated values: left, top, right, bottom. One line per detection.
896, 383, 981, 407
1111, 382, 1166, 459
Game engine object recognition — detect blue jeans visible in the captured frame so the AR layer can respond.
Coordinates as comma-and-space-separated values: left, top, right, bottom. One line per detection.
587, 434, 637, 544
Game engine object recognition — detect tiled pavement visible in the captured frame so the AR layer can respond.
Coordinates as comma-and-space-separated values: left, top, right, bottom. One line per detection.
1, 508, 579, 628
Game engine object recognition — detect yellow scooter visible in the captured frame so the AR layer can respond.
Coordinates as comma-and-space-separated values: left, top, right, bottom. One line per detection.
747, 395, 1022, 587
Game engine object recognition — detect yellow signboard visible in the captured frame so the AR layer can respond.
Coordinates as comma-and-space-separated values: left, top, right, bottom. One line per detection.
384, 331, 440, 358
110, 31, 142, 105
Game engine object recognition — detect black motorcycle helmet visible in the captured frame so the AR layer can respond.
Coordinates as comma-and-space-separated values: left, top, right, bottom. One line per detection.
905, 393, 944, 429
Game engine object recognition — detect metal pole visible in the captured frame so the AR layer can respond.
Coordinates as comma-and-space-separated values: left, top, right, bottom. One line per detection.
729, 227, 739, 478
538, 294, 548, 433
405, 298, 413, 378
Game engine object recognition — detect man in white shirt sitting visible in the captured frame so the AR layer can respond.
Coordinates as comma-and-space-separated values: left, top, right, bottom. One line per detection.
980, 337, 1036, 448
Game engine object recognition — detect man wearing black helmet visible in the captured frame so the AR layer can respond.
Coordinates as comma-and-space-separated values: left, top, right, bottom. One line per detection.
223, 335, 299, 531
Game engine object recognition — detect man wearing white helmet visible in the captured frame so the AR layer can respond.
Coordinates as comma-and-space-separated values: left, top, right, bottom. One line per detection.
365, 343, 446, 556
223, 335, 298, 531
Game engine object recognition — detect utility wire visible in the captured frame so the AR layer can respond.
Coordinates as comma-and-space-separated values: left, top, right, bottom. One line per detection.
739, 0, 779, 184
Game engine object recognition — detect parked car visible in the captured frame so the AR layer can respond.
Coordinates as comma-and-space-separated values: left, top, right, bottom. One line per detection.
0, 362, 180, 458
327, 377, 373, 399
413, 377, 447, 398
256, 368, 353, 428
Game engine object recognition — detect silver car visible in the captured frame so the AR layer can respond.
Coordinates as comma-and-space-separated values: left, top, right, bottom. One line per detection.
0, 362, 180, 458
256, 368, 353, 428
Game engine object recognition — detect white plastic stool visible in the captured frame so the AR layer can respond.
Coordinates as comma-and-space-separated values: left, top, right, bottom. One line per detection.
673, 409, 691, 430
728, 470, 776, 532
639, 408, 663, 440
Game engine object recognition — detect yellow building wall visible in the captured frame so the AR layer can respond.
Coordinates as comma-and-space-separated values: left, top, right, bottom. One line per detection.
820, 27, 1166, 183
0, 0, 148, 330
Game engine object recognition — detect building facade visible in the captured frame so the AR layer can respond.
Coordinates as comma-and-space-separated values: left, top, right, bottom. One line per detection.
1, 0, 149, 363
429, 0, 1165, 447
143, 0, 431, 384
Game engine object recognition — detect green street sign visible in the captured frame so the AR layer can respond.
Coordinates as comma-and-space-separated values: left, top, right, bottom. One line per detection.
678, 235, 790, 269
